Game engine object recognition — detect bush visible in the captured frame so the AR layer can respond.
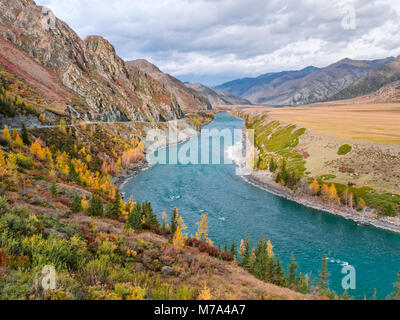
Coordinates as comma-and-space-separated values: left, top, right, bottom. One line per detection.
15, 153, 34, 169
338, 144, 352, 156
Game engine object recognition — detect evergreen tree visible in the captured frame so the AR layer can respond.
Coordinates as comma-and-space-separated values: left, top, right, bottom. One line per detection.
21, 123, 30, 145
170, 208, 178, 234
128, 204, 143, 230
223, 243, 228, 253
68, 162, 79, 184
89, 196, 103, 217
252, 236, 268, 280
287, 254, 299, 286
143, 200, 159, 227
239, 236, 252, 268
70, 194, 82, 213
50, 182, 58, 196
269, 159, 277, 173
318, 253, 330, 290
273, 256, 285, 285
230, 241, 237, 258
109, 189, 123, 218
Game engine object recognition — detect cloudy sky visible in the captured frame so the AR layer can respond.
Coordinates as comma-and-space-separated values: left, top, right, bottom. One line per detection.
36, 0, 400, 86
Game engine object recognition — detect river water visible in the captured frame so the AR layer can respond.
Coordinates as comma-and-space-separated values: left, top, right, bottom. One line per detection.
121, 112, 400, 299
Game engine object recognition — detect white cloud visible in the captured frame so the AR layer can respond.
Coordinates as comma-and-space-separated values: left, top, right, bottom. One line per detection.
35, 0, 400, 85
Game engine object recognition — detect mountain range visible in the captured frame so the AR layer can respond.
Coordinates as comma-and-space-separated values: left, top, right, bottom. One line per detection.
215, 57, 395, 106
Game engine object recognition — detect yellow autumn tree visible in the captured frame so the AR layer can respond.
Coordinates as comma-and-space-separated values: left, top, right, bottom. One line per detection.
39, 113, 46, 124
162, 211, 167, 229
173, 214, 188, 248
0, 149, 7, 178
197, 284, 213, 300
195, 213, 213, 246
81, 195, 90, 212
310, 180, 320, 195
30, 139, 46, 159
359, 198, 367, 211
3, 125, 11, 140
266, 240, 274, 258
6, 152, 18, 185
321, 184, 330, 201
329, 184, 339, 204
11, 127, 19, 141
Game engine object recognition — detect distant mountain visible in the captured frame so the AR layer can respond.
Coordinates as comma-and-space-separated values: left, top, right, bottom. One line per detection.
185, 83, 252, 106
331, 56, 400, 101
127, 59, 212, 112
215, 58, 394, 106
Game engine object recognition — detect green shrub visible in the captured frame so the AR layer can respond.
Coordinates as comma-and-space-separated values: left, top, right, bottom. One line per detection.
338, 144, 352, 156
15, 153, 34, 169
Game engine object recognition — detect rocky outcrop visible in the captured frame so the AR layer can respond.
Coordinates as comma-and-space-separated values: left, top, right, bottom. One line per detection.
0, 0, 186, 122
127, 59, 212, 112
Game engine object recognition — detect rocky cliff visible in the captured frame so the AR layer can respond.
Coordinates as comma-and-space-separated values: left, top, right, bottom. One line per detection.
0, 0, 192, 123
127, 59, 212, 112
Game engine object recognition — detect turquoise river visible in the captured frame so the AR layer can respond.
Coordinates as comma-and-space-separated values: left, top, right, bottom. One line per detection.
122, 112, 400, 299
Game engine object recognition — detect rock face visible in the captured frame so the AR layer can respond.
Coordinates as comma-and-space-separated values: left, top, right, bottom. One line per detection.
127, 59, 212, 112
215, 58, 394, 106
0, 0, 191, 122
185, 83, 251, 106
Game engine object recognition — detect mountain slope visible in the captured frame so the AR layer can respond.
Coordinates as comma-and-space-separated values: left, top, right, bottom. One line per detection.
331, 56, 400, 101
0, 0, 187, 123
216, 58, 393, 106
185, 83, 252, 106
127, 59, 212, 112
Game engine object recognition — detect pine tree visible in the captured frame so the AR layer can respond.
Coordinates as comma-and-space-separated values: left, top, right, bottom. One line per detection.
287, 254, 299, 286
273, 256, 284, 285
21, 123, 30, 145
143, 200, 159, 227
223, 243, 228, 253
70, 194, 83, 213
50, 182, 58, 196
68, 162, 80, 183
252, 236, 268, 280
89, 196, 103, 217
269, 159, 277, 172
319, 253, 330, 290
230, 241, 237, 258
170, 208, 178, 234
238, 236, 251, 268
128, 203, 143, 230
109, 189, 123, 218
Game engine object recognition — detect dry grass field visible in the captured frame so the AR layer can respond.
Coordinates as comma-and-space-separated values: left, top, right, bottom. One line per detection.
246, 102, 400, 145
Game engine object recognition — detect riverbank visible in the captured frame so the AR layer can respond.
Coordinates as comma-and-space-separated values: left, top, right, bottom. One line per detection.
243, 171, 400, 234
